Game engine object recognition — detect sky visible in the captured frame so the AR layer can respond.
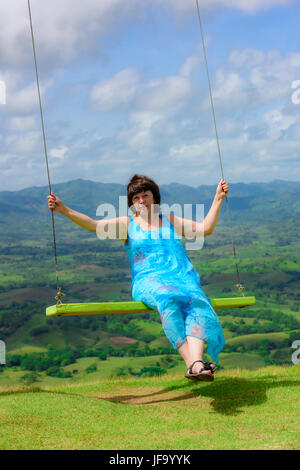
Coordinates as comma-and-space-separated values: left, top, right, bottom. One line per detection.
0, 0, 300, 191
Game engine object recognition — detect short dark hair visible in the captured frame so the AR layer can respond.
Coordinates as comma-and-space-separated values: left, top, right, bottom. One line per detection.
127, 174, 161, 208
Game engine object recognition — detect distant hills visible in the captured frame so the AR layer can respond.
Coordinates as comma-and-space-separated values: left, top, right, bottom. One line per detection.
0, 179, 299, 241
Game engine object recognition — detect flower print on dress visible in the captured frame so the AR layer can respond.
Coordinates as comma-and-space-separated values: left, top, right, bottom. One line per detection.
175, 335, 183, 349
159, 310, 166, 326
188, 323, 205, 339
133, 252, 148, 264
158, 285, 177, 292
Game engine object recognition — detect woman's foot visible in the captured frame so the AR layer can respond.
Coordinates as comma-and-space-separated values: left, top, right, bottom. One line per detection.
185, 360, 216, 382
189, 360, 216, 374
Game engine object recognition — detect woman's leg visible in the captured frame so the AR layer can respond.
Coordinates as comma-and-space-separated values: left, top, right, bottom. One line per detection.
177, 340, 191, 368
159, 300, 213, 375
178, 337, 212, 375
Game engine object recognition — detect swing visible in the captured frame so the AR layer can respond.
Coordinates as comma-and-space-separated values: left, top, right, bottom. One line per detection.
27, 0, 256, 318
46, 297, 256, 318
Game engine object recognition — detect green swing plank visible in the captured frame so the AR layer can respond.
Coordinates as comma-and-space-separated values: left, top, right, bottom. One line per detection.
46, 296, 256, 317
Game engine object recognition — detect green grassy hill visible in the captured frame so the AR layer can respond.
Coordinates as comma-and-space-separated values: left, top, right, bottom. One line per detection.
0, 364, 299, 450
0, 351, 267, 388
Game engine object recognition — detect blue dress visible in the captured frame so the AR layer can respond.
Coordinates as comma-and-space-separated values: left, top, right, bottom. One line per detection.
123, 213, 225, 363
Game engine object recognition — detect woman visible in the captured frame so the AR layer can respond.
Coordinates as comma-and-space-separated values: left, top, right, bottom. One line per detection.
48, 174, 229, 381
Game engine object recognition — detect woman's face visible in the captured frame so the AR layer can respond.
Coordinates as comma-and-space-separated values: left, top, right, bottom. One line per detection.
132, 190, 155, 215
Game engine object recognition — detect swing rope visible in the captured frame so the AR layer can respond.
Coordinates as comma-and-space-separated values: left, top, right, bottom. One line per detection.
195, 0, 245, 296
27, 0, 64, 305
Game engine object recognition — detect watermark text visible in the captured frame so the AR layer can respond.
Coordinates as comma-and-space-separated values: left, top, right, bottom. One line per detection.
291, 340, 300, 365
0, 340, 5, 365
95, 198, 206, 250
0, 80, 6, 105
291, 80, 300, 105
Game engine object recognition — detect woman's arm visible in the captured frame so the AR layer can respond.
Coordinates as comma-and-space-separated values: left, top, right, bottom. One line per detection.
47, 192, 129, 238
61, 205, 98, 232
204, 179, 229, 235
165, 179, 229, 237
48, 192, 97, 232
166, 213, 207, 238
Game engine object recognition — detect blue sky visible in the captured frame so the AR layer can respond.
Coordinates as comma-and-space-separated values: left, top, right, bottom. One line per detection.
0, 0, 300, 191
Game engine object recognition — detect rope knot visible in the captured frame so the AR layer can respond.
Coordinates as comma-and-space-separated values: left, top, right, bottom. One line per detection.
236, 283, 245, 297
55, 287, 65, 305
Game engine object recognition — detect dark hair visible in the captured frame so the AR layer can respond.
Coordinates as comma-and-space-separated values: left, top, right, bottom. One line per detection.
127, 174, 161, 209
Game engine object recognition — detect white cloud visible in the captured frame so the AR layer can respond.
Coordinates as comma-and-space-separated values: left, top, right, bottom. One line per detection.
170, 142, 215, 163
153, 0, 296, 15
229, 49, 265, 68
204, 70, 249, 109
90, 67, 191, 114
7, 115, 37, 131
90, 62, 193, 154
6, 79, 53, 114
11, 131, 41, 153
180, 56, 202, 77
137, 76, 191, 111
49, 145, 69, 159
218, 0, 296, 14
124, 111, 164, 150
90, 69, 140, 112
130, 111, 164, 128
0, 153, 18, 165
0, 0, 296, 71
0, 0, 146, 68
248, 51, 300, 102
263, 108, 298, 139
202, 49, 300, 110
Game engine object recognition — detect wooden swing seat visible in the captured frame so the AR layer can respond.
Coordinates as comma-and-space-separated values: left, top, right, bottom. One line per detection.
46, 296, 256, 317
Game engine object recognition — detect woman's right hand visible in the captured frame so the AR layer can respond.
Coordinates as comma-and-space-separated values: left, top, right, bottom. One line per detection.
48, 192, 65, 213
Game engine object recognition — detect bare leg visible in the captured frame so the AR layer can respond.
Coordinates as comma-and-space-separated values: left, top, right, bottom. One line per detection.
177, 340, 191, 368
178, 337, 212, 375
186, 336, 205, 373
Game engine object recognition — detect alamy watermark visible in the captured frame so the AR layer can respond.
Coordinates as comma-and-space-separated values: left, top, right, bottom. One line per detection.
291, 340, 300, 365
95, 197, 205, 250
0, 340, 5, 365
0, 79, 6, 105
291, 80, 300, 105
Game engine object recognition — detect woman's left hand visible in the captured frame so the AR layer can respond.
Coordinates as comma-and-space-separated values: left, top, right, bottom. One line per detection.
215, 179, 229, 201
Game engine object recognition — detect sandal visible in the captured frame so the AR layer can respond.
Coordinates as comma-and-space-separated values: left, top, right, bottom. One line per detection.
185, 360, 216, 382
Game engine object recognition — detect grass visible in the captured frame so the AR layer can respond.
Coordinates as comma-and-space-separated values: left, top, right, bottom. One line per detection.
0, 365, 299, 450
226, 332, 290, 347
0, 351, 266, 388
0, 355, 179, 387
